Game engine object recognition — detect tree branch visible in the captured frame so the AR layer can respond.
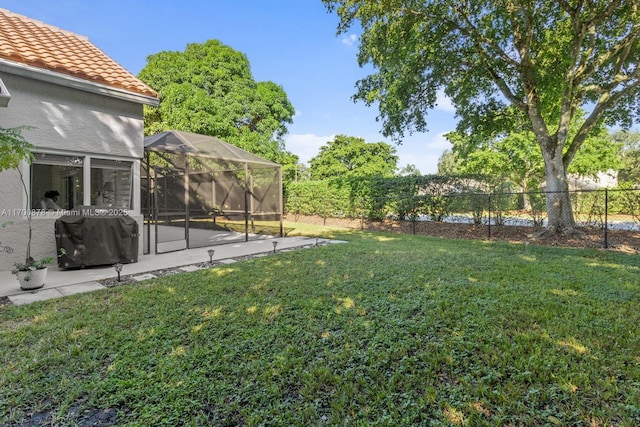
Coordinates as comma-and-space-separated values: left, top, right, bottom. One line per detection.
504, 1, 553, 147
587, 0, 626, 28
476, 49, 527, 112
454, 6, 520, 69
574, 18, 640, 83
447, 5, 527, 113
564, 75, 640, 166
560, 0, 638, 150
558, 3, 590, 149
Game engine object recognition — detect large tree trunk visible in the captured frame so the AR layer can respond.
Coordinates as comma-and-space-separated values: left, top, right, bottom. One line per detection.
542, 149, 576, 233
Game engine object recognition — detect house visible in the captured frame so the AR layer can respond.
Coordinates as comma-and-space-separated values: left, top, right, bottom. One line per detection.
568, 170, 618, 191
0, 8, 158, 271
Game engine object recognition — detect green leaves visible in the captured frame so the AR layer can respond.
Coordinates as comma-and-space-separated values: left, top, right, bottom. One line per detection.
324, 0, 640, 229
286, 174, 490, 221
309, 135, 398, 180
0, 126, 34, 171
138, 40, 296, 166
2, 233, 640, 424
614, 130, 640, 184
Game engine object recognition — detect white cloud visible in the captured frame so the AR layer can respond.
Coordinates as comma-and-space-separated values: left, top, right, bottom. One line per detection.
396, 132, 453, 174
284, 133, 334, 165
341, 34, 358, 47
427, 132, 452, 150
435, 89, 456, 113
284, 132, 453, 174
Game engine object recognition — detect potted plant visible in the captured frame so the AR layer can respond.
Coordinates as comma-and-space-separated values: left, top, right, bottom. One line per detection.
0, 126, 53, 290
12, 256, 54, 290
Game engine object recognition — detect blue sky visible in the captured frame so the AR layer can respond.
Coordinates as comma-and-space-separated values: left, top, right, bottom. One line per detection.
2, 0, 458, 173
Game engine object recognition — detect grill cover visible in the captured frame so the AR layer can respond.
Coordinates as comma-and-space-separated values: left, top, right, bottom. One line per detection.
55, 207, 139, 268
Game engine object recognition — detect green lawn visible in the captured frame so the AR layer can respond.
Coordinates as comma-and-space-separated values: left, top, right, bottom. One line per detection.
1, 231, 639, 426
201, 217, 353, 236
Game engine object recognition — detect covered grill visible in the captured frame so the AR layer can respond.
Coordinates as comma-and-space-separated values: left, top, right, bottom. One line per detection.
55, 207, 139, 268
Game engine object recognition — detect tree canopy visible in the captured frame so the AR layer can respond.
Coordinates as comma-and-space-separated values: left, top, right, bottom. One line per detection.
615, 130, 640, 184
324, 0, 640, 232
448, 111, 621, 193
138, 40, 297, 164
398, 163, 421, 176
436, 150, 462, 176
309, 135, 398, 179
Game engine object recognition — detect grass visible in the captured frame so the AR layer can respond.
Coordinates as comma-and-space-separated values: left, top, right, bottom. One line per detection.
1, 231, 639, 426
199, 217, 352, 236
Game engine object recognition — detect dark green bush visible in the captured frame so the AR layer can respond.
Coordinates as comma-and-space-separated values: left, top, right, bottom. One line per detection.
283, 176, 640, 229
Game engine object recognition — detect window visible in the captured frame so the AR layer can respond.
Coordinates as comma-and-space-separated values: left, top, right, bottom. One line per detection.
31, 153, 84, 210
30, 153, 134, 211
91, 159, 133, 209
0, 76, 11, 108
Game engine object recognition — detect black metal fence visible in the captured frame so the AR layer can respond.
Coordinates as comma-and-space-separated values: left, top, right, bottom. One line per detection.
286, 187, 640, 248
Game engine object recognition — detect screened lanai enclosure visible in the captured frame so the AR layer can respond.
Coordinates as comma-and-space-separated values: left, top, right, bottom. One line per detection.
142, 130, 283, 254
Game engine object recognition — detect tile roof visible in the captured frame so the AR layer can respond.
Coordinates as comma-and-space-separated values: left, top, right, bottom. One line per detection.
0, 8, 157, 98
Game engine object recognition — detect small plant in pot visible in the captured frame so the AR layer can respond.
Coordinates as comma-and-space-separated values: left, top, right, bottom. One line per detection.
12, 256, 54, 290
0, 126, 52, 290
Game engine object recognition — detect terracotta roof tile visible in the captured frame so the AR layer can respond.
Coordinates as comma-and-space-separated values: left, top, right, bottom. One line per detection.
0, 8, 157, 99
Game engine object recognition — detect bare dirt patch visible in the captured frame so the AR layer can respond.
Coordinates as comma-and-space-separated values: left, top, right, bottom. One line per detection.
286, 214, 640, 254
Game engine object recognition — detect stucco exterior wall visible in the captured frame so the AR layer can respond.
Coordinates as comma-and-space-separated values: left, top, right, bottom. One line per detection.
0, 208, 143, 272
0, 72, 146, 271
0, 73, 144, 158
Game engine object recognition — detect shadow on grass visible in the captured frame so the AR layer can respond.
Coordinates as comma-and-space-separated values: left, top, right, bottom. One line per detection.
1, 231, 639, 425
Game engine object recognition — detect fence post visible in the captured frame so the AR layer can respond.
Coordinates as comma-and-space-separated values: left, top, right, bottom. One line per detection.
361, 197, 365, 230
604, 188, 609, 249
487, 192, 492, 240
323, 196, 326, 226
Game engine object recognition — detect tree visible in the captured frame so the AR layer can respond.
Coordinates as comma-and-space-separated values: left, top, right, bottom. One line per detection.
138, 40, 297, 164
324, 0, 640, 234
309, 135, 398, 179
436, 150, 462, 175
614, 130, 640, 184
289, 162, 312, 183
452, 130, 544, 198
276, 151, 305, 185
566, 126, 622, 179
448, 113, 621, 199
0, 126, 33, 171
0, 126, 54, 275
398, 163, 421, 176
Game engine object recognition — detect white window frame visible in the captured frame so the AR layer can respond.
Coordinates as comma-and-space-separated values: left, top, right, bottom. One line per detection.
27, 149, 140, 217
0, 76, 11, 107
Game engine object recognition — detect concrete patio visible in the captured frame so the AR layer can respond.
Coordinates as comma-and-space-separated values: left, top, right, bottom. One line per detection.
1, 235, 340, 306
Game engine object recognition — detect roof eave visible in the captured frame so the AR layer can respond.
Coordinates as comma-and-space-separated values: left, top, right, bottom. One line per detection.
0, 58, 159, 106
